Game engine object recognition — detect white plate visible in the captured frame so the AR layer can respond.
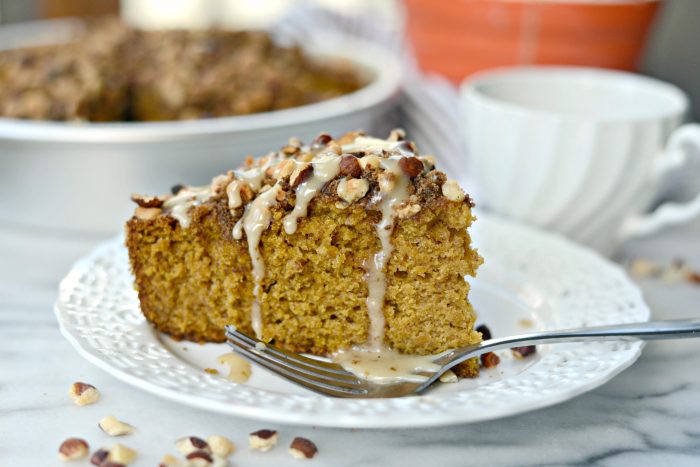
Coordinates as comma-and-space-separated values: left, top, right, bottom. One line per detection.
54, 214, 650, 428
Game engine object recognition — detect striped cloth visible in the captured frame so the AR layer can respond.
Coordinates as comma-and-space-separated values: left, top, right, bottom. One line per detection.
274, 5, 479, 197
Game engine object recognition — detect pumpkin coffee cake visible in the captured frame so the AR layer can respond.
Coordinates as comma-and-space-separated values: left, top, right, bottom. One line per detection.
126, 130, 483, 377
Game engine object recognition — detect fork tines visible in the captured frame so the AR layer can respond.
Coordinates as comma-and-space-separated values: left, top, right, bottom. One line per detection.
224, 325, 368, 397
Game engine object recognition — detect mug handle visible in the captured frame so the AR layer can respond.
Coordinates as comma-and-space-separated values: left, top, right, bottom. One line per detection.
619, 123, 700, 240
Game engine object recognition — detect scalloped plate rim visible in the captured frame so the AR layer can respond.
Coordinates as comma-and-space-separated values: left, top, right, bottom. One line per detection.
54, 213, 650, 428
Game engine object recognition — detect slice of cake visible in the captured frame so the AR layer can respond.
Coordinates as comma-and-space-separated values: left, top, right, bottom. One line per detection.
126, 130, 483, 377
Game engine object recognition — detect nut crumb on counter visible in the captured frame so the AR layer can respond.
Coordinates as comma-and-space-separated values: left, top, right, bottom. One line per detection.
249, 429, 278, 452
289, 437, 318, 459
58, 438, 89, 461
69, 382, 100, 406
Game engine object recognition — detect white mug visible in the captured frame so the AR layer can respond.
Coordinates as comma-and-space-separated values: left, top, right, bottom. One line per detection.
459, 66, 700, 254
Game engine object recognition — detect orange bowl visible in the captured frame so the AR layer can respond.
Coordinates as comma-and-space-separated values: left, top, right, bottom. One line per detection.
404, 0, 662, 83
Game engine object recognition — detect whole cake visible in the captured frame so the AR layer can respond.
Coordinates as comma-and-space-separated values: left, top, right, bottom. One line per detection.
126, 130, 483, 377
0, 18, 363, 122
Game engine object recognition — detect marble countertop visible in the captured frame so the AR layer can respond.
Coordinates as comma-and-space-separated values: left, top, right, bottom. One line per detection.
2, 219, 700, 467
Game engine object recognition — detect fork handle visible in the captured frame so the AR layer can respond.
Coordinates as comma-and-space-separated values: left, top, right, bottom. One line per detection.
435, 318, 700, 367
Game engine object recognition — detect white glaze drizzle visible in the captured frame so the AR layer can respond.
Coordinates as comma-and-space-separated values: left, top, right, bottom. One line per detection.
232, 184, 282, 338
364, 156, 411, 349
283, 154, 341, 235
162, 185, 213, 228
333, 348, 440, 384
233, 154, 276, 191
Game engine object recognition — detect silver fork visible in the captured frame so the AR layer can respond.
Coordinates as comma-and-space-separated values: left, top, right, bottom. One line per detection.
224, 319, 700, 398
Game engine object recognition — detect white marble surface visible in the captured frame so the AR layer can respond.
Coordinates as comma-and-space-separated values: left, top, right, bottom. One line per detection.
2, 219, 700, 467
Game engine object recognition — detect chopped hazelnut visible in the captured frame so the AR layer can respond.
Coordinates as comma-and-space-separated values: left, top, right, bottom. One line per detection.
69, 381, 100, 406
481, 352, 501, 368
281, 144, 301, 156
288, 437, 318, 459
419, 155, 436, 171
58, 438, 89, 461
249, 429, 278, 451
186, 451, 214, 466
629, 258, 659, 278
98, 416, 134, 437
398, 156, 424, 178
359, 155, 381, 170
272, 159, 296, 180
438, 370, 458, 383
217, 353, 252, 383
207, 435, 235, 457
512, 346, 537, 359
290, 163, 313, 188
339, 155, 363, 178
476, 324, 492, 341
387, 128, 406, 141
336, 178, 369, 204
134, 206, 162, 220
312, 133, 333, 148
159, 454, 187, 467
90, 448, 109, 466
130, 193, 165, 208
688, 271, 700, 284
108, 443, 137, 465
210, 174, 230, 194
441, 179, 466, 202
395, 203, 421, 219
396, 140, 417, 154
326, 141, 343, 155
175, 437, 211, 456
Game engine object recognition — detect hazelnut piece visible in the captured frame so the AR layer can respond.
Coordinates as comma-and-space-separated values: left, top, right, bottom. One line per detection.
90, 448, 109, 466
108, 443, 137, 464
175, 436, 211, 456
419, 155, 436, 171
481, 352, 501, 368
186, 451, 214, 466
388, 128, 406, 141
207, 435, 235, 457
438, 370, 458, 383
98, 416, 134, 437
69, 381, 100, 406
441, 179, 466, 202
272, 159, 296, 180
217, 353, 252, 383
58, 438, 89, 461
159, 454, 187, 467
130, 193, 165, 208
476, 324, 492, 341
395, 203, 421, 219
339, 155, 362, 178
398, 156, 424, 178
134, 206, 162, 221
290, 163, 313, 188
288, 437, 318, 459
512, 346, 537, 359
249, 429, 278, 451
336, 178, 369, 204
359, 155, 381, 170
312, 132, 333, 149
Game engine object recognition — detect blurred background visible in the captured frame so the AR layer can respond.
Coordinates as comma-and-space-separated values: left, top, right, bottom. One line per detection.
1, 0, 700, 247
0, 0, 697, 118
